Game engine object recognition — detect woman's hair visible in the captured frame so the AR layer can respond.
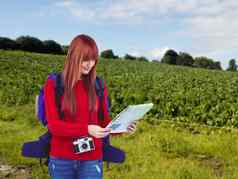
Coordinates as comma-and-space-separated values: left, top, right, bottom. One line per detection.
62, 34, 99, 117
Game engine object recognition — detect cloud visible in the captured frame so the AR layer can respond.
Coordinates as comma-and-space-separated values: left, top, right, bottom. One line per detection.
53, 0, 238, 67
125, 47, 170, 60
55, 1, 73, 7
129, 51, 141, 57
177, 1, 238, 68
149, 47, 170, 59
54, 0, 145, 24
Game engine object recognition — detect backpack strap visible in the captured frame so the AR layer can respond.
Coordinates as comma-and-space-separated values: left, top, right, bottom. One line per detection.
95, 76, 105, 121
55, 72, 64, 119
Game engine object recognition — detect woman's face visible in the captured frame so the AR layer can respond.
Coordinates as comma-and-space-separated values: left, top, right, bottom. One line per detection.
81, 60, 96, 75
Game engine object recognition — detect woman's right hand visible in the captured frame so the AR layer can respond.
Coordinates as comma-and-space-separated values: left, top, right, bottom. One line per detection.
88, 125, 111, 138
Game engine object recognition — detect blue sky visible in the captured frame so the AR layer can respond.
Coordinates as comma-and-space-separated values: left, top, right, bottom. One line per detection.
1, 0, 238, 69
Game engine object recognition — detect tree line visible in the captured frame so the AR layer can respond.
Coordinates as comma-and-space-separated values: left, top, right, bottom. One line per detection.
0, 35, 237, 71
160, 49, 238, 72
0, 36, 67, 55
160, 49, 222, 70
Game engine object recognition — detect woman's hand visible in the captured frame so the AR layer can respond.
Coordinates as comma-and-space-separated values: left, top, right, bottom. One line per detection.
126, 121, 137, 135
88, 125, 111, 138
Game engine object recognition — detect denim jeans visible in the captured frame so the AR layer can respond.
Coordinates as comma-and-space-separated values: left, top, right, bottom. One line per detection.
48, 156, 103, 179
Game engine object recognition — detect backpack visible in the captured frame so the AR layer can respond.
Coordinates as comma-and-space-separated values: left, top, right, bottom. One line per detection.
22, 72, 125, 167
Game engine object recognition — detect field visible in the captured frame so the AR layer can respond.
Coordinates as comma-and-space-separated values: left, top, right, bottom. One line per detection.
0, 50, 238, 178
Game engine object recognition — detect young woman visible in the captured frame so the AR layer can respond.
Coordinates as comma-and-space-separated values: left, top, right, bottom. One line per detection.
44, 34, 137, 179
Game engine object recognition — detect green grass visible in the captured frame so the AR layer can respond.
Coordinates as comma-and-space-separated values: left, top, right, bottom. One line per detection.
0, 105, 238, 179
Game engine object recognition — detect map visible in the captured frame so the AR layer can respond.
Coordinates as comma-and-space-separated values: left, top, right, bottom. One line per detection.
106, 103, 154, 133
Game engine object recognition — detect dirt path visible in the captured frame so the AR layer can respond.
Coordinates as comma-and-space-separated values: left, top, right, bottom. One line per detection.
0, 164, 32, 179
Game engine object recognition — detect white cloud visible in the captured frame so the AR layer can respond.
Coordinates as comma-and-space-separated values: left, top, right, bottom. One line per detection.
55, 1, 73, 7
129, 51, 141, 57
53, 0, 238, 68
177, 1, 238, 68
149, 47, 170, 59
125, 47, 170, 60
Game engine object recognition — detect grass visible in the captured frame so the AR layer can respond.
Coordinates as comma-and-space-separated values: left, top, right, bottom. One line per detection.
0, 105, 238, 178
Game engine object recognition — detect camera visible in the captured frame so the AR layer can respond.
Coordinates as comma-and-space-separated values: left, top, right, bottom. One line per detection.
73, 136, 95, 154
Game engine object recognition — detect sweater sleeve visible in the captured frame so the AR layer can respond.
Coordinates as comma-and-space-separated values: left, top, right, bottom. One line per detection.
44, 79, 88, 137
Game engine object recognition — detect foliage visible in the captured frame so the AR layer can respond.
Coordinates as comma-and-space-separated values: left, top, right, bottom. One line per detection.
124, 54, 137, 60
1, 50, 238, 127
0, 36, 64, 55
16, 35, 45, 53
100, 49, 118, 59
193, 57, 222, 70
176, 52, 194, 66
227, 59, 237, 72
42, 40, 63, 54
161, 49, 178, 64
0, 37, 19, 50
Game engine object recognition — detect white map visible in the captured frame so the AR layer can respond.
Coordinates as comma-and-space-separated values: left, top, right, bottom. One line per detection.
106, 103, 154, 133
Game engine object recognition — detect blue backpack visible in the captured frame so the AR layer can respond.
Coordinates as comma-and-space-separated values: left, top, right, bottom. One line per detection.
22, 72, 125, 167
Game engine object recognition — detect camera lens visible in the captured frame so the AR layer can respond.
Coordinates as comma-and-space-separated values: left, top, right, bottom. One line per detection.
82, 143, 88, 149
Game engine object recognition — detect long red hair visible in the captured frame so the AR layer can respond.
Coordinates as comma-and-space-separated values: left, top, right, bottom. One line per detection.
62, 34, 99, 117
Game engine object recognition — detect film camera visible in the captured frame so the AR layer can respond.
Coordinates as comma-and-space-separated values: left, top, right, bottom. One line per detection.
73, 136, 95, 154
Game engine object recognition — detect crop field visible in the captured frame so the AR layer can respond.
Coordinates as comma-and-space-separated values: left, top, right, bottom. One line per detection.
0, 50, 238, 179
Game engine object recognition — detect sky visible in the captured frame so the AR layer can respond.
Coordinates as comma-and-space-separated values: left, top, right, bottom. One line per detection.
1, 0, 238, 69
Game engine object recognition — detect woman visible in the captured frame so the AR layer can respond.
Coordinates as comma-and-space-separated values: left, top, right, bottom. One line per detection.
44, 34, 137, 179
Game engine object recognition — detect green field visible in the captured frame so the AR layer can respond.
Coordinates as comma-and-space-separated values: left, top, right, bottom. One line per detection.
0, 50, 238, 178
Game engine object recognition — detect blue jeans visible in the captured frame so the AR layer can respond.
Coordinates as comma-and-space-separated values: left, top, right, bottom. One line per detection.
48, 156, 103, 179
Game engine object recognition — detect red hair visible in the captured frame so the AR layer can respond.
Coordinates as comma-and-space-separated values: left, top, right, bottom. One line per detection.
62, 34, 99, 117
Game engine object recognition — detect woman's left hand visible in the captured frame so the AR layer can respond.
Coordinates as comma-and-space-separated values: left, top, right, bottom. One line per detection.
126, 121, 137, 135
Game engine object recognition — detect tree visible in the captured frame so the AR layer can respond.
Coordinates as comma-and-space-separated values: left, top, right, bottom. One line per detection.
62, 45, 69, 55
211, 61, 222, 70
0, 37, 19, 50
177, 52, 194, 66
193, 57, 212, 68
227, 59, 237, 72
100, 49, 117, 59
124, 54, 136, 60
137, 56, 149, 62
16, 35, 45, 53
161, 49, 178, 65
152, 59, 160, 63
193, 57, 221, 70
43, 40, 63, 54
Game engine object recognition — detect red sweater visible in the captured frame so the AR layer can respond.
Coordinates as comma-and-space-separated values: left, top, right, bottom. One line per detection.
44, 78, 114, 160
